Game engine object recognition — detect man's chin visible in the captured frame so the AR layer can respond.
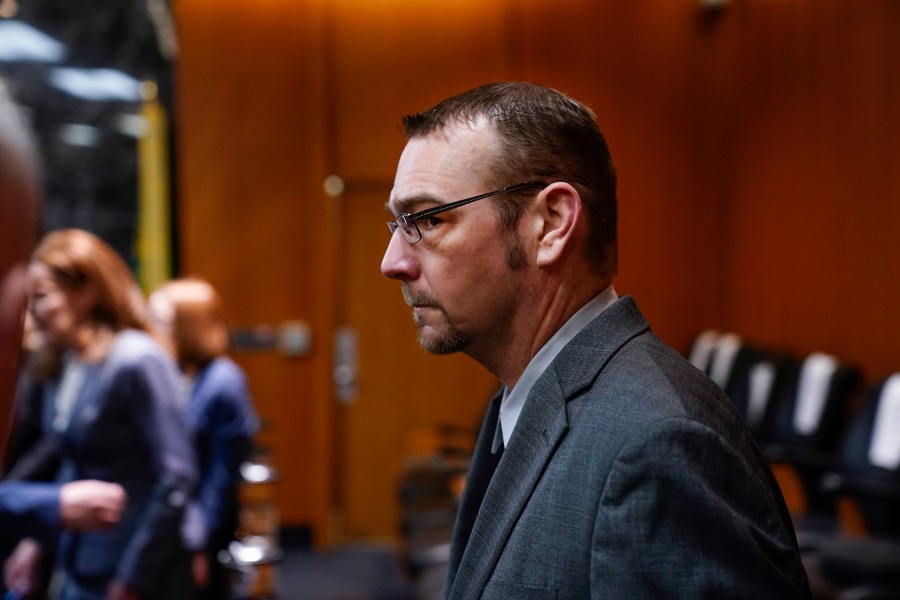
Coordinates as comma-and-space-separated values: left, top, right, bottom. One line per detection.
416, 327, 468, 355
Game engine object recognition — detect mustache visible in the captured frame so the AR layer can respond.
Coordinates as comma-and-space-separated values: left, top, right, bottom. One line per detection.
401, 284, 442, 310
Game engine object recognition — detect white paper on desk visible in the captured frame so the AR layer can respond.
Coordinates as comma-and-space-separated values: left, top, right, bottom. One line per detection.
868, 373, 900, 470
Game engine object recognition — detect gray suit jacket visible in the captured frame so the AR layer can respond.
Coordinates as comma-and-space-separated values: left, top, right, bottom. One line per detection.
446, 296, 810, 599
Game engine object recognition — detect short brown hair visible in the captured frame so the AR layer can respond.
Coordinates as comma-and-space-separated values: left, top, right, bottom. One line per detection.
153, 278, 229, 371
403, 82, 618, 276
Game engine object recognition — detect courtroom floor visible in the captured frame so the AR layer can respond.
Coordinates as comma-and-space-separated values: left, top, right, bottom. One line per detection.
274, 543, 415, 600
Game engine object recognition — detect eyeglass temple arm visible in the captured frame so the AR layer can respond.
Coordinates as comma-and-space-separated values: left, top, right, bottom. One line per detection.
407, 181, 547, 222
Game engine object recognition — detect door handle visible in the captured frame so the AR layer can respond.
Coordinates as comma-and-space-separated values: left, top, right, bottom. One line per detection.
333, 326, 358, 404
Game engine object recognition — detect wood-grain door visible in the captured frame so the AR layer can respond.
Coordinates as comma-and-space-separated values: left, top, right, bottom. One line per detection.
325, 0, 516, 543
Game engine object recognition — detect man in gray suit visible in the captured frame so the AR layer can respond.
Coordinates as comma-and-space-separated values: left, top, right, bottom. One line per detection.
381, 82, 810, 598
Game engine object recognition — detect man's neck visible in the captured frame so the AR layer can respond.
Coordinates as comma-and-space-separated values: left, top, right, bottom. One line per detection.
473, 276, 613, 389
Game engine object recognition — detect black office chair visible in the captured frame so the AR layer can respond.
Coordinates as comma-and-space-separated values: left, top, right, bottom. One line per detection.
688, 330, 797, 444
800, 374, 900, 599
763, 352, 862, 516
397, 423, 473, 588
725, 349, 799, 445
823, 374, 900, 534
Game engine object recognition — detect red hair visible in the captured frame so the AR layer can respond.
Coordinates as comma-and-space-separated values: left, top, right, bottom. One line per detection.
153, 278, 229, 371
33, 228, 149, 333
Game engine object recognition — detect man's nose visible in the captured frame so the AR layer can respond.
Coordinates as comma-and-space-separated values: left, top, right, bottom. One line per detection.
381, 232, 419, 281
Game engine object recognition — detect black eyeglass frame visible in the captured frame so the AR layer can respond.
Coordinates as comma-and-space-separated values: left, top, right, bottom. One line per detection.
386, 181, 548, 244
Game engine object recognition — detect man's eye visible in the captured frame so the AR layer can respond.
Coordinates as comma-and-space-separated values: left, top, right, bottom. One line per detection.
418, 216, 442, 230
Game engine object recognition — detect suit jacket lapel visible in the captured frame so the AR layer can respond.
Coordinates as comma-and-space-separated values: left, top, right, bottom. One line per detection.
447, 296, 650, 600
445, 392, 503, 594
449, 371, 569, 600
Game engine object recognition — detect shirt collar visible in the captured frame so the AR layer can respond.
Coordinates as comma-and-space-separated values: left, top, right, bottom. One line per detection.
493, 285, 618, 452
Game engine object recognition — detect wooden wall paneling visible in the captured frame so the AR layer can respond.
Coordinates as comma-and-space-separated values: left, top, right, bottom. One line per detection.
325, 0, 514, 541
725, 1, 900, 378
174, 0, 900, 547
510, 0, 900, 373
326, 0, 516, 181
337, 186, 500, 541
512, 0, 737, 353
175, 0, 336, 543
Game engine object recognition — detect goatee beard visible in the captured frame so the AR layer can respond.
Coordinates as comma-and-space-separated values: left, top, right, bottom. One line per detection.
400, 284, 469, 355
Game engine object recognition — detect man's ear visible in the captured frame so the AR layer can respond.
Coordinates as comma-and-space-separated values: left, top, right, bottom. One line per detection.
535, 183, 582, 267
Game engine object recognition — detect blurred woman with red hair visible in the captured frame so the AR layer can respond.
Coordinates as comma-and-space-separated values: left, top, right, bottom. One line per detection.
148, 278, 257, 600
13, 228, 196, 600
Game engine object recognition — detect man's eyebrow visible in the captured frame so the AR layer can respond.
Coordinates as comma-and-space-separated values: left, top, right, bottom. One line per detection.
385, 194, 445, 216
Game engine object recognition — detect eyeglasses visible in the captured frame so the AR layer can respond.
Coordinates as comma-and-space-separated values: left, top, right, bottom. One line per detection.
386, 181, 547, 244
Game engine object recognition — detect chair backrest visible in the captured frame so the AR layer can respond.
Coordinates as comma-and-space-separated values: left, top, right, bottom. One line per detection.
864, 374, 900, 472
769, 352, 861, 453
726, 350, 798, 442
688, 329, 749, 392
688, 329, 721, 374
689, 330, 800, 442
835, 373, 900, 534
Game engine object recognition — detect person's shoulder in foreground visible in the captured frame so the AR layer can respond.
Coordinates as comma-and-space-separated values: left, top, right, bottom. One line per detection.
380, 81, 810, 598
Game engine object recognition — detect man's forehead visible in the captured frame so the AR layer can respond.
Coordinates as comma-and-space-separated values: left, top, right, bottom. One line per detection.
390, 124, 499, 208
